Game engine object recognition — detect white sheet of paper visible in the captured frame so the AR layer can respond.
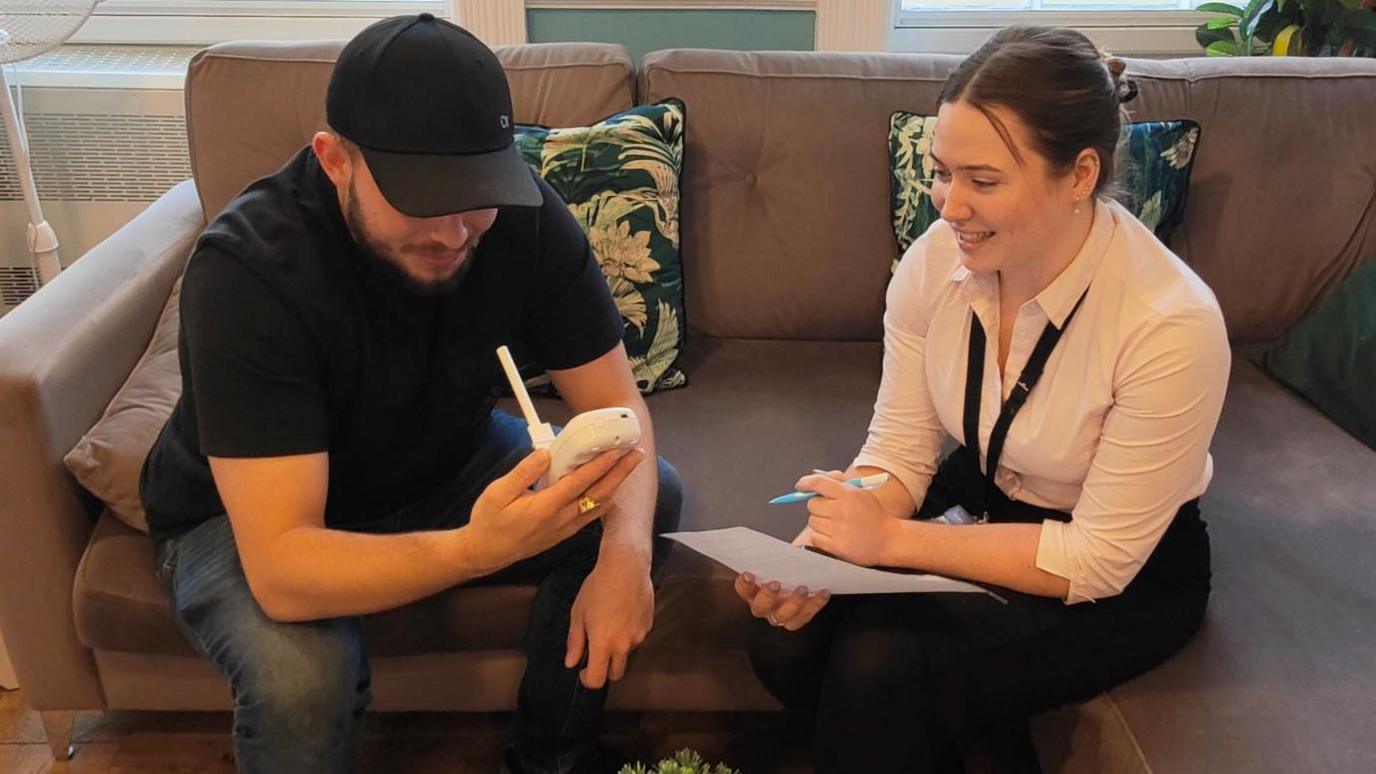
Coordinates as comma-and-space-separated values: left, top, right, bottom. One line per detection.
665, 527, 998, 598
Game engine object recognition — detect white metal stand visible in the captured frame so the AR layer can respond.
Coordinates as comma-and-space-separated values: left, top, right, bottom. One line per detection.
0, 60, 61, 285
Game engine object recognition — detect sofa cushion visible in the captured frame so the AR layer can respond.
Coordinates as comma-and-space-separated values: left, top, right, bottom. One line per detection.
1100, 359, 1376, 772
63, 277, 182, 533
73, 512, 539, 657
515, 101, 687, 393
1259, 262, 1376, 450
1121, 119, 1200, 240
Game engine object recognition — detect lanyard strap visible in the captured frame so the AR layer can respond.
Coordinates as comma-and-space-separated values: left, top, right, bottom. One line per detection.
963, 287, 1090, 520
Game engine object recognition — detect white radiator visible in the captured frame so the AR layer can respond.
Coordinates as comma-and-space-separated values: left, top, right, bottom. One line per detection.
1, 46, 196, 316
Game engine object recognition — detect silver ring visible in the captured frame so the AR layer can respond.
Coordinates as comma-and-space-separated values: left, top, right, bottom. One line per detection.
767, 614, 781, 627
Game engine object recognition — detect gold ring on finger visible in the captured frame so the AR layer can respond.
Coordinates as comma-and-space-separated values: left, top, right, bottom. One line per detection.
578, 496, 600, 515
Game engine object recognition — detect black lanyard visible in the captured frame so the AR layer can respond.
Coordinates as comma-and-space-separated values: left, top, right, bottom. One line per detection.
962, 287, 1090, 521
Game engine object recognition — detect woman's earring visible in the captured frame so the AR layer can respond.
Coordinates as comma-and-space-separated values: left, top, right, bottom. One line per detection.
1073, 198, 1082, 214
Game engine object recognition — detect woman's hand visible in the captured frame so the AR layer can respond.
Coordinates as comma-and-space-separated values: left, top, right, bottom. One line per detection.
798, 473, 902, 567
734, 571, 831, 632
733, 524, 831, 631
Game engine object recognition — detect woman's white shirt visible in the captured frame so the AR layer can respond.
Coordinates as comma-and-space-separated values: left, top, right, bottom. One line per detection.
852, 198, 1230, 604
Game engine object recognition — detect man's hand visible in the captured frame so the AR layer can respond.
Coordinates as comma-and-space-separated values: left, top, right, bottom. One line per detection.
565, 542, 653, 689
466, 447, 646, 574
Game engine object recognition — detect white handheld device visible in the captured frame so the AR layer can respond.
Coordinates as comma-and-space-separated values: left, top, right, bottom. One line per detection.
496, 346, 642, 488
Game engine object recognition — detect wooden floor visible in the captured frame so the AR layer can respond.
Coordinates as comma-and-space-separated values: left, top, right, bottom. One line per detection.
0, 686, 810, 773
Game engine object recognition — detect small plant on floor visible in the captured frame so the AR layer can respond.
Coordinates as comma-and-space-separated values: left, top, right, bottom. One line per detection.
618, 748, 743, 774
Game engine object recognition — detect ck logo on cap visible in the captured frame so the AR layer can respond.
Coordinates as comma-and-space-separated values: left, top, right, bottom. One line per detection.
499, 115, 511, 129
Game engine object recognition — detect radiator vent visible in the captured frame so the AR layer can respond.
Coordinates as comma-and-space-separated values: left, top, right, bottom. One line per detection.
22, 45, 197, 74
0, 266, 40, 307
0, 113, 191, 201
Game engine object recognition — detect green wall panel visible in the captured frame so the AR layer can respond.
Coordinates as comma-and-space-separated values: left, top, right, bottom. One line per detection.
526, 9, 816, 62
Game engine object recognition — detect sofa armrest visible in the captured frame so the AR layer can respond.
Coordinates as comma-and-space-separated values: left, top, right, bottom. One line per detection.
0, 180, 204, 711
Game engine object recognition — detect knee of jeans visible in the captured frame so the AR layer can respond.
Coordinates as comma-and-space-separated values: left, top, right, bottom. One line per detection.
232, 619, 371, 729
649, 458, 684, 575
654, 457, 683, 533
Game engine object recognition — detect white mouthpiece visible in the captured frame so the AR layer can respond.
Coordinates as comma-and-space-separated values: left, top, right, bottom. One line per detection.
496, 345, 555, 449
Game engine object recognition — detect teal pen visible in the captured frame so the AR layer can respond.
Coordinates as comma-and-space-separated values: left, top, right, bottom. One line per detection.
768, 472, 891, 505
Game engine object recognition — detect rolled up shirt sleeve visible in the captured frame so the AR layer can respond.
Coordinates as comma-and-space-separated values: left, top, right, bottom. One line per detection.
1037, 307, 1231, 604
852, 237, 947, 508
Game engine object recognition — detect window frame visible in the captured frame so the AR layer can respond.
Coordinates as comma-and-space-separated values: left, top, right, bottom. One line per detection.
890, 2, 1213, 55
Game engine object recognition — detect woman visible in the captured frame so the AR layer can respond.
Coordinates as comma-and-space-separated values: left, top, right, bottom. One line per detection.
735, 26, 1229, 773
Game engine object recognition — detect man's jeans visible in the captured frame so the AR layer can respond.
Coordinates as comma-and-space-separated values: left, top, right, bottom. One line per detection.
153, 411, 683, 774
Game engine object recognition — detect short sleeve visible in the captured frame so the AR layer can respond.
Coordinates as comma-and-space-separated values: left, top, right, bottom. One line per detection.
180, 247, 331, 458
521, 177, 624, 371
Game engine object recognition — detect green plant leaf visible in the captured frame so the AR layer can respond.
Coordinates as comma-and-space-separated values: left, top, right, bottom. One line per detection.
1207, 16, 1241, 28
1197, 23, 1238, 47
1197, 1, 1246, 14
1206, 39, 1246, 54
1254, 11, 1293, 43
1243, 0, 1278, 39
1344, 8, 1376, 32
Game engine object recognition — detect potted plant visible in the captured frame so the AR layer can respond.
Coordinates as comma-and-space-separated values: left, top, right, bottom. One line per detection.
1196, 0, 1376, 56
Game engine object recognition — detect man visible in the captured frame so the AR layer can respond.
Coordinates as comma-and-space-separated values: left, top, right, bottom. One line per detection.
139, 14, 682, 774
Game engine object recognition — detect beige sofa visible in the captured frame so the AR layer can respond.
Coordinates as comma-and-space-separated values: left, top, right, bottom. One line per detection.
2, 41, 1375, 772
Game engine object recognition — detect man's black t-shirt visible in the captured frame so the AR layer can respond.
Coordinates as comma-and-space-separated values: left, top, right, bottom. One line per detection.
139, 148, 623, 541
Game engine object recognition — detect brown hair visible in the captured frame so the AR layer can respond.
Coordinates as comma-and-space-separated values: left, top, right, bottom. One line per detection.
938, 26, 1138, 197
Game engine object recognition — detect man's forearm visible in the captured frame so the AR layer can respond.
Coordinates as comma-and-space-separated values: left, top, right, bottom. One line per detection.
247, 524, 494, 622
598, 398, 658, 564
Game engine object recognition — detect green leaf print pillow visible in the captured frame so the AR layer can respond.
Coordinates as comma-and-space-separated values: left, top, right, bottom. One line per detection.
515, 100, 686, 393
889, 112, 1201, 270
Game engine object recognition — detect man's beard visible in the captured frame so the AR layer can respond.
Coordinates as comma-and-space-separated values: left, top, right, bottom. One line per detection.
344, 180, 478, 298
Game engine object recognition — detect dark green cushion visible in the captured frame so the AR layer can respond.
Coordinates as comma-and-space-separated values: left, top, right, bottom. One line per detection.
515, 100, 686, 393
888, 112, 1201, 270
1260, 263, 1376, 451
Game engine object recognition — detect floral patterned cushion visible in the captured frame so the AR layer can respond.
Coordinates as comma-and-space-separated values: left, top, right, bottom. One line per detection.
515, 100, 686, 393
889, 112, 1201, 270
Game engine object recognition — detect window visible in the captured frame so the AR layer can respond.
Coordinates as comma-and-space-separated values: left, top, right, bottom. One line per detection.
899, 0, 1202, 10
891, 0, 1212, 56
73, 0, 447, 45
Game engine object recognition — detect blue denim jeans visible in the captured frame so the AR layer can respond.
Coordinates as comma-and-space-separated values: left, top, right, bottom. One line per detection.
154, 411, 683, 774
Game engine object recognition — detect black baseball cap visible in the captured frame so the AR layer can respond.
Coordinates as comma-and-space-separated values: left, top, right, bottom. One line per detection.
326, 13, 542, 217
